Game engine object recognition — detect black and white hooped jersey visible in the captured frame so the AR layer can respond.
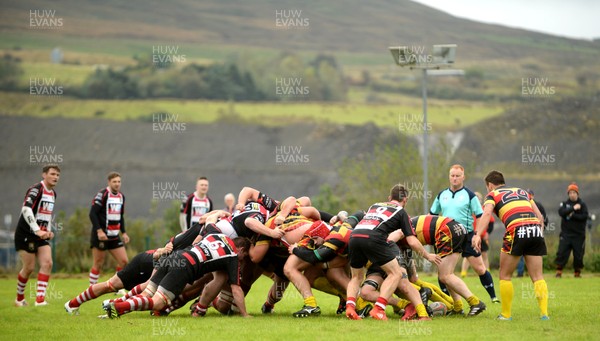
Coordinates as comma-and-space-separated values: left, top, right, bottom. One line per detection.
16, 181, 56, 235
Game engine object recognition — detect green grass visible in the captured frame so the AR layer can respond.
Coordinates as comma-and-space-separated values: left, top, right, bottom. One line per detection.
0, 91, 503, 132
0, 273, 596, 340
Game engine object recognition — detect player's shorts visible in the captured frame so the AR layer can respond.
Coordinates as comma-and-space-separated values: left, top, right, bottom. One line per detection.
502, 224, 547, 256
461, 231, 482, 258
117, 252, 154, 290
481, 238, 489, 253
366, 244, 415, 278
90, 231, 124, 250
434, 220, 466, 258
258, 248, 289, 281
14, 229, 49, 253
349, 230, 396, 268
151, 251, 197, 300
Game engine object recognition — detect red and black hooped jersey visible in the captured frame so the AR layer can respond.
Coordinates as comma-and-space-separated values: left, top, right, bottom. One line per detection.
90, 187, 125, 237
16, 181, 56, 235
188, 234, 238, 263
484, 186, 540, 233
355, 201, 414, 237
181, 194, 213, 230
184, 233, 241, 286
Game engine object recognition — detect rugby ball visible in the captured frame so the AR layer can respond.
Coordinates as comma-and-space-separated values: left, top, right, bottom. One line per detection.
429, 302, 447, 317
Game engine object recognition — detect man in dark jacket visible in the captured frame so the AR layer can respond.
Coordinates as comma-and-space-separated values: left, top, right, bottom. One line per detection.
555, 183, 589, 278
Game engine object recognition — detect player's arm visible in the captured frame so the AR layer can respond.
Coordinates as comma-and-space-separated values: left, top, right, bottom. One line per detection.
179, 195, 188, 232
249, 241, 270, 263
90, 191, 109, 240
120, 195, 129, 243
231, 284, 250, 317
244, 217, 285, 239
297, 206, 321, 222
226, 257, 251, 317
429, 194, 441, 215
291, 244, 337, 264
405, 235, 441, 265
274, 196, 298, 225
236, 187, 261, 210
530, 201, 545, 230
473, 204, 494, 251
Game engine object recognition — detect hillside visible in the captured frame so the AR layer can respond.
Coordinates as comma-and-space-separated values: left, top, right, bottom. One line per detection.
0, 116, 401, 219
1, 0, 599, 65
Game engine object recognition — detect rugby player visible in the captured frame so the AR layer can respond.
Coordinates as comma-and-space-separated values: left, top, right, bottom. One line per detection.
180, 176, 213, 232
411, 215, 486, 317
14, 164, 60, 307
103, 233, 251, 319
345, 184, 441, 321
285, 211, 364, 317
88, 172, 129, 287
472, 170, 549, 321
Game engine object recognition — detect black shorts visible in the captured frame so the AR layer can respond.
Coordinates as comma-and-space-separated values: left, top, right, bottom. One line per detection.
433, 220, 466, 258
502, 225, 547, 256
461, 231, 482, 258
90, 232, 124, 250
14, 229, 49, 253
117, 252, 154, 290
366, 245, 414, 278
151, 251, 196, 299
481, 238, 489, 252
258, 249, 289, 281
349, 230, 397, 269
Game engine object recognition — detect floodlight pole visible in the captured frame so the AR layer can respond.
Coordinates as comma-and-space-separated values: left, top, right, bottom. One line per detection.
421, 68, 428, 215
389, 44, 457, 215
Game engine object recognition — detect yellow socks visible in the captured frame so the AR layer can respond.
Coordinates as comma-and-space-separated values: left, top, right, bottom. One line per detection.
415, 303, 428, 318
533, 280, 549, 317
415, 279, 453, 304
304, 296, 317, 308
453, 298, 464, 312
499, 279, 513, 318
395, 299, 410, 310
466, 295, 480, 306
312, 276, 340, 296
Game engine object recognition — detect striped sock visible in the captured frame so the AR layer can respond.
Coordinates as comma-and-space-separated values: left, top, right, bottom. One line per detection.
115, 296, 154, 315
89, 268, 100, 286
375, 297, 388, 311
346, 296, 357, 310
70, 285, 98, 308
36, 273, 50, 303
16, 273, 28, 302
194, 303, 208, 316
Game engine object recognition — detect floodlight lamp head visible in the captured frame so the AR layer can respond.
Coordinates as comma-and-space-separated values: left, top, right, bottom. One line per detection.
432, 44, 457, 65
389, 46, 416, 67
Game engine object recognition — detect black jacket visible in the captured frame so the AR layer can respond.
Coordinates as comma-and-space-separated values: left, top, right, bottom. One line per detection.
558, 198, 588, 237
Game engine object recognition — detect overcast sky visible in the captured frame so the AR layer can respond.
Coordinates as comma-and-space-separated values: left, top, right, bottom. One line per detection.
411, 0, 600, 40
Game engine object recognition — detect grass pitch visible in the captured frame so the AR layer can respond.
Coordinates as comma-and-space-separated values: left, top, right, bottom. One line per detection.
0, 272, 597, 341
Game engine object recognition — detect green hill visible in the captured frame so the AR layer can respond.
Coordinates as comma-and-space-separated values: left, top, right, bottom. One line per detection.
2, 0, 599, 66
